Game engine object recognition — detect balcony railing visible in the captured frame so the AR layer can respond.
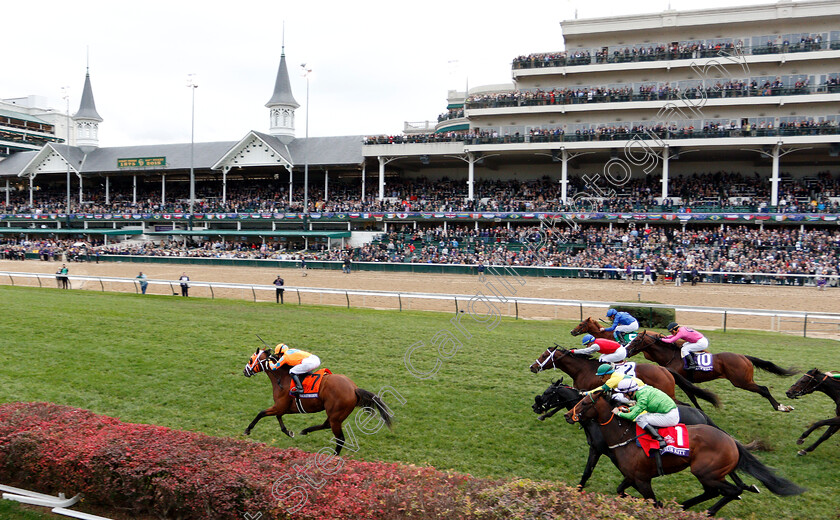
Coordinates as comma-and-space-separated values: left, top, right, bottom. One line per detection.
512, 40, 840, 70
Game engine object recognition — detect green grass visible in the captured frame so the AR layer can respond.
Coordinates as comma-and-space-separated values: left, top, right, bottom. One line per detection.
0, 285, 838, 520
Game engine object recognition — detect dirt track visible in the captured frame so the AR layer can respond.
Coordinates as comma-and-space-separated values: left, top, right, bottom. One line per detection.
2, 259, 837, 336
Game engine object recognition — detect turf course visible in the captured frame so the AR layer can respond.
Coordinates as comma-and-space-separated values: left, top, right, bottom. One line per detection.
0, 285, 837, 520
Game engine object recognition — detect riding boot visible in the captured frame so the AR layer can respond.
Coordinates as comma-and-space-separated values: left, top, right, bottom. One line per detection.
644, 424, 667, 476
290, 373, 305, 396
683, 354, 696, 372
644, 424, 667, 449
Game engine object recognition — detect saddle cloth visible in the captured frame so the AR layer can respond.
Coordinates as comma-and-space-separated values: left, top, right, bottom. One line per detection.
636, 423, 690, 457
687, 352, 714, 372
290, 368, 332, 398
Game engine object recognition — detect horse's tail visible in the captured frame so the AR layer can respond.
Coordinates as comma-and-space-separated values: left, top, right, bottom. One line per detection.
735, 441, 806, 496
668, 368, 721, 408
355, 388, 393, 430
745, 355, 798, 377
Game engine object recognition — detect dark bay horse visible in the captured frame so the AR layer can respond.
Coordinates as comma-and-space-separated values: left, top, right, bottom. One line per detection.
786, 368, 840, 456
533, 379, 723, 492
564, 392, 805, 515
626, 331, 797, 412
529, 346, 720, 409
570, 317, 614, 340
243, 348, 391, 454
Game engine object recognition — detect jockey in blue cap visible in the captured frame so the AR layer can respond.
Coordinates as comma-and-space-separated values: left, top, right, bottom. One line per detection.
572, 334, 627, 364
601, 308, 639, 345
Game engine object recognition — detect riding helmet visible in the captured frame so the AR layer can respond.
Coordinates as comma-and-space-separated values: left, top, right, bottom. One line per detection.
596, 363, 614, 376
616, 378, 639, 393
666, 322, 679, 332
606, 308, 617, 318
581, 334, 596, 345
275, 343, 289, 356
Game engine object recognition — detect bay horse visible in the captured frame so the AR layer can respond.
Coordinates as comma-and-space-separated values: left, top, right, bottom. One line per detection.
533, 379, 723, 492
529, 346, 720, 409
242, 348, 391, 455
570, 317, 614, 341
626, 330, 797, 412
786, 368, 840, 456
564, 392, 805, 515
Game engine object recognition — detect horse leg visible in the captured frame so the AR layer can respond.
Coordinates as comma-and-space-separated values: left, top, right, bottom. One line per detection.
732, 380, 791, 412
704, 481, 744, 517
796, 418, 840, 456
680, 484, 720, 510
729, 471, 760, 494
244, 410, 268, 436
616, 477, 635, 497
632, 479, 659, 507
275, 415, 295, 438
301, 418, 331, 436
577, 446, 602, 490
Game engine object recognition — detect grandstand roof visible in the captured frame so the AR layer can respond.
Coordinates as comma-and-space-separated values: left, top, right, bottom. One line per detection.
0, 108, 49, 125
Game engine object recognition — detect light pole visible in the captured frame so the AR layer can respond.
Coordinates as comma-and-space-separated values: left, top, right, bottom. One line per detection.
61, 86, 70, 214
301, 64, 311, 215
187, 74, 198, 214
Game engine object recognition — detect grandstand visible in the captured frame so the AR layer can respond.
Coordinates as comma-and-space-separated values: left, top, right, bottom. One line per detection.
0, 0, 839, 283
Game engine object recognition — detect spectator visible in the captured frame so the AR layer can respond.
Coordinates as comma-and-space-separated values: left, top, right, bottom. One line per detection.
179, 272, 190, 297
343, 257, 352, 274
300, 257, 308, 277
642, 264, 654, 285
137, 272, 148, 294
274, 275, 285, 304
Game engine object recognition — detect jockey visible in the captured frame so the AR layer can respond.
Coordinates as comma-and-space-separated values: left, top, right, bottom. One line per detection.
660, 322, 709, 371
613, 377, 679, 449
571, 334, 627, 364
601, 308, 639, 345
583, 363, 644, 405
265, 343, 321, 396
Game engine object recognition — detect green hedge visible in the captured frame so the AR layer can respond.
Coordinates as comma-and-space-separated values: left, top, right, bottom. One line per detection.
614, 304, 675, 329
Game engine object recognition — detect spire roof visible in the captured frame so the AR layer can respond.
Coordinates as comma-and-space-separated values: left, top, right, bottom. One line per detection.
73, 71, 103, 122
265, 51, 299, 108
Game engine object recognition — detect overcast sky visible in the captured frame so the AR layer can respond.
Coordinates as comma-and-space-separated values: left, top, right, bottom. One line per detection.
5, 0, 776, 147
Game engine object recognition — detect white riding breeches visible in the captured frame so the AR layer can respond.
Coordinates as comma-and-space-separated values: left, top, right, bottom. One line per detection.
598, 346, 627, 363
636, 408, 680, 429
290, 355, 321, 374
613, 322, 639, 334
680, 337, 709, 358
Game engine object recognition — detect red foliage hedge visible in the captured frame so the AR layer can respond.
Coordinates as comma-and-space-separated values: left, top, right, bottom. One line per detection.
0, 402, 710, 520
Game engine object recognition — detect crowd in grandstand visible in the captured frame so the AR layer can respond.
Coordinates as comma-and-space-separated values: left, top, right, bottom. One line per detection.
3, 170, 840, 215
3, 223, 839, 285
511, 33, 834, 69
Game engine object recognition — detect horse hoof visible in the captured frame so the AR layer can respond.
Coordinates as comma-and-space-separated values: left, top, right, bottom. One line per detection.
243, 429, 251, 436
797, 450, 807, 456
778, 404, 794, 412
288, 431, 295, 438
796, 438, 804, 445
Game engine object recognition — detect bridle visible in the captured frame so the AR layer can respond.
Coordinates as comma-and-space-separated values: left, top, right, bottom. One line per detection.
568, 391, 638, 449
789, 370, 829, 398
534, 347, 569, 371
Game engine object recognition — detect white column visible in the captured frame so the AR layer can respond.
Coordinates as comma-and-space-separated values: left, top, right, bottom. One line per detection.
467, 154, 475, 201
770, 143, 781, 207
289, 167, 293, 205
78, 173, 83, 204
105, 176, 110, 204
133, 175, 137, 204
361, 163, 366, 202
560, 149, 569, 204
28, 175, 34, 207
222, 167, 229, 204
6, 178, 10, 205
661, 145, 670, 199
325, 169, 329, 202
378, 157, 386, 201
161, 174, 166, 205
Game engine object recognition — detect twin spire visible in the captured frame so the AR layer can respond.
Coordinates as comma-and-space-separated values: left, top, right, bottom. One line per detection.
73, 68, 103, 153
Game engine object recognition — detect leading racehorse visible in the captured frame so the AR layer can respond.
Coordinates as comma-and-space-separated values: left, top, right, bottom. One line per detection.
626, 331, 797, 412
530, 345, 720, 409
570, 317, 614, 340
786, 368, 840, 456
533, 379, 723, 492
242, 348, 391, 454
564, 392, 805, 515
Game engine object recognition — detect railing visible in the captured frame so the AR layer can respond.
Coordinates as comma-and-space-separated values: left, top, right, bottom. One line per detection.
466, 84, 840, 110
512, 40, 840, 70
1, 270, 836, 338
